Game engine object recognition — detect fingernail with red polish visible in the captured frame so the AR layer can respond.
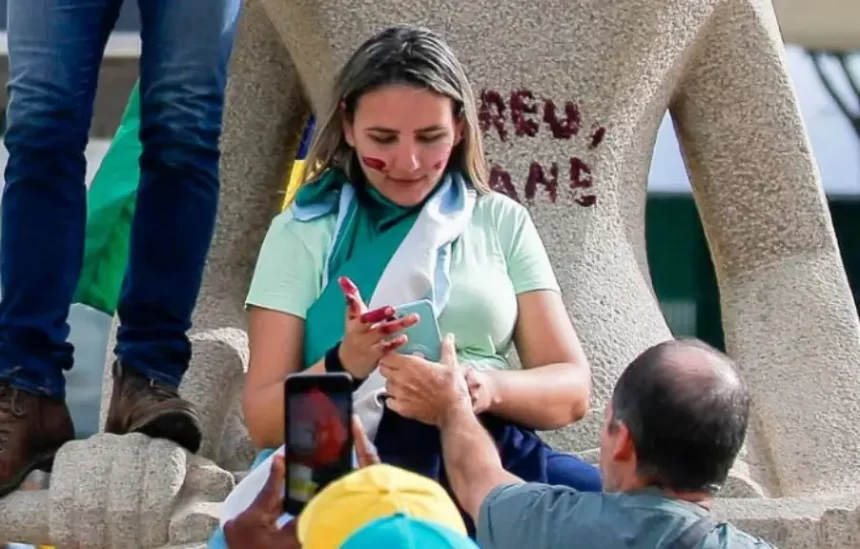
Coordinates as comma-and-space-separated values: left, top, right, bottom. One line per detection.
339, 277, 358, 296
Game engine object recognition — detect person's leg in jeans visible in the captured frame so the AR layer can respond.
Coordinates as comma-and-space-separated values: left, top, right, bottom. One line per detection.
0, 0, 125, 497
545, 451, 603, 491
103, 0, 238, 453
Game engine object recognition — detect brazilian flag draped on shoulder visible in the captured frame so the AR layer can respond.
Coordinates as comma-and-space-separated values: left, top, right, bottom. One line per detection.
73, 81, 316, 316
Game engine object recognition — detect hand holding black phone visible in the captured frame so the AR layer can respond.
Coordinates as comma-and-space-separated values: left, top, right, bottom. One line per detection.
283, 373, 354, 515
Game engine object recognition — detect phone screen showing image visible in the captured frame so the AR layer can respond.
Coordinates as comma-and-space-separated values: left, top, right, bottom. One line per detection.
283, 374, 353, 515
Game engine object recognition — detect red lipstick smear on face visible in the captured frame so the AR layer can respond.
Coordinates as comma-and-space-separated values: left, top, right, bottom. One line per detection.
361, 156, 387, 171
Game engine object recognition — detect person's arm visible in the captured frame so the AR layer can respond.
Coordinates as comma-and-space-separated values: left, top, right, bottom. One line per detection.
481, 290, 591, 429
478, 200, 592, 430
438, 401, 523, 520
433, 338, 584, 549
244, 308, 326, 449
438, 397, 586, 549
242, 213, 326, 449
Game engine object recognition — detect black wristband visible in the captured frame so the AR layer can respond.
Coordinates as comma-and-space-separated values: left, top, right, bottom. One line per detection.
325, 342, 346, 373
325, 342, 364, 389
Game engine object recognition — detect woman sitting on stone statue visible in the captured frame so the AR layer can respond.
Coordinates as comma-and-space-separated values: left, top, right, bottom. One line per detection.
238, 24, 600, 531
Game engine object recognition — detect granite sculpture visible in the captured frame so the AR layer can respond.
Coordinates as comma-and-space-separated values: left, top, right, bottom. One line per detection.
2, 0, 859, 547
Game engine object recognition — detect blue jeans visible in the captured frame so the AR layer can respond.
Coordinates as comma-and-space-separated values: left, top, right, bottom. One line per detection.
0, 0, 240, 398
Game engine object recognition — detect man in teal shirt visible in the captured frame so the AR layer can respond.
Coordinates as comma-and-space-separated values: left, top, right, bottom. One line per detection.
419, 337, 776, 548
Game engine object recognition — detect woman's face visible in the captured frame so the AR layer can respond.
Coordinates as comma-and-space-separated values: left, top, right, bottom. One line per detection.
343, 85, 464, 207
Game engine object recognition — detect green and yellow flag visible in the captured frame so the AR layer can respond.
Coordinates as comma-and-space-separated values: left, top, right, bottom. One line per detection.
73, 83, 142, 315
281, 114, 315, 210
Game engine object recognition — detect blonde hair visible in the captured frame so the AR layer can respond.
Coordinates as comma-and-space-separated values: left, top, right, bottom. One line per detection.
300, 25, 490, 194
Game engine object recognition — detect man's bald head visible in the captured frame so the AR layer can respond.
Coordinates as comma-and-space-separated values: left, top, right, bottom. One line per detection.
609, 339, 751, 493
656, 339, 745, 393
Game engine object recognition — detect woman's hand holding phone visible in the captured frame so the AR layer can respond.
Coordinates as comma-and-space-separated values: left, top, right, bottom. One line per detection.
337, 277, 419, 379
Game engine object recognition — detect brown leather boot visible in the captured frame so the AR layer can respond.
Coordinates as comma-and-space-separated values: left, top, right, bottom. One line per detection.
0, 383, 75, 498
104, 361, 202, 453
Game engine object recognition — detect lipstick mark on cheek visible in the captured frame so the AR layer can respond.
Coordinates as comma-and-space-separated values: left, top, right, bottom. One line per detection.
431, 150, 453, 171
361, 156, 387, 171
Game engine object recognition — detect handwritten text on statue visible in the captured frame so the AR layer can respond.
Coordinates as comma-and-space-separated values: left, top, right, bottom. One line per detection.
478, 88, 606, 207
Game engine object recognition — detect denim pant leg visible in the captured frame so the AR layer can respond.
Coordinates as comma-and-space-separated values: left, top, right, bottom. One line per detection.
545, 451, 603, 492
113, 0, 240, 386
0, 0, 124, 398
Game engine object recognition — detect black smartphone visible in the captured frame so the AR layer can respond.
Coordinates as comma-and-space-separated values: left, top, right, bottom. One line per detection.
283, 372, 354, 515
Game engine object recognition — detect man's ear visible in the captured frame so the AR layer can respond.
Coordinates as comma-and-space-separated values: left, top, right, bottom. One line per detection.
612, 421, 635, 462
